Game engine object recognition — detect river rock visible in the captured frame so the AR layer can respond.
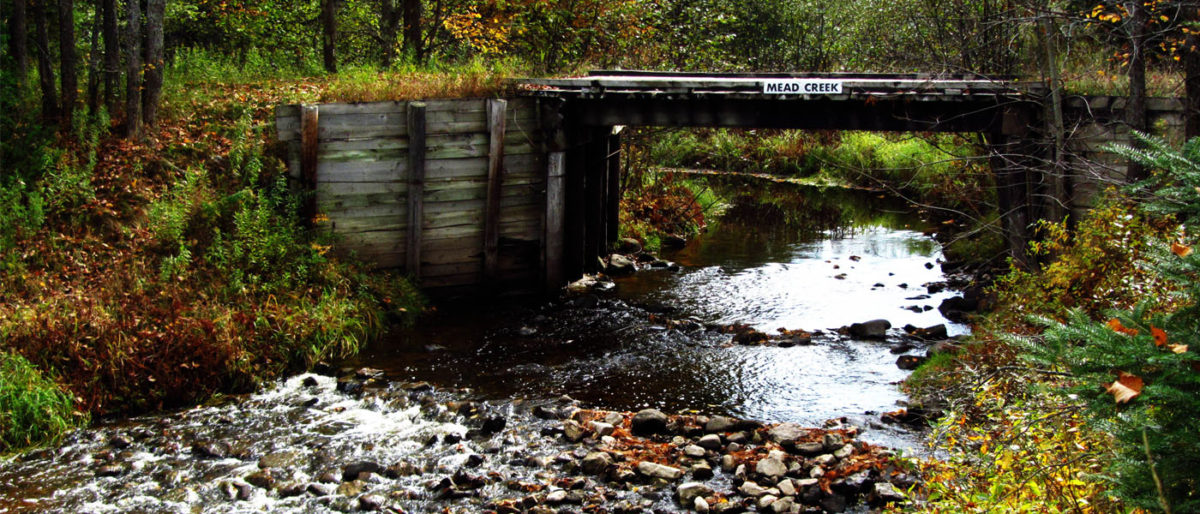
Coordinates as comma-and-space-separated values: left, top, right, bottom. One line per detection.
616, 238, 642, 254
359, 494, 387, 511
678, 482, 713, 506
756, 456, 787, 478
95, 464, 123, 477
631, 408, 669, 435
896, 355, 926, 370
697, 433, 722, 450
258, 451, 299, 469
662, 234, 687, 248
588, 421, 615, 437
637, 461, 683, 480
820, 493, 848, 513
938, 295, 978, 320
190, 441, 230, 459
563, 420, 587, 442
683, 445, 707, 458
757, 494, 778, 509
848, 319, 891, 339
336, 480, 363, 496
691, 462, 714, 480
244, 470, 274, 489
904, 323, 947, 340
109, 435, 132, 449
777, 478, 796, 496
794, 441, 825, 456
581, 452, 613, 475
868, 481, 906, 506
342, 461, 385, 482
766, 422, 810, 446
705, 415, 739, 433
694, 496, 710, 513
832, 471, 872, 495
607, 254, 637, 275
738, 481, 770, 497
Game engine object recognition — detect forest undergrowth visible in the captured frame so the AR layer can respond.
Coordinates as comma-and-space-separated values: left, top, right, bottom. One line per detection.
0, 62, 540, 450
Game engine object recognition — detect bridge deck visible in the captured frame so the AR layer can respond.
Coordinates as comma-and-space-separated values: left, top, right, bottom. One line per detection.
515, 71, 1044, 101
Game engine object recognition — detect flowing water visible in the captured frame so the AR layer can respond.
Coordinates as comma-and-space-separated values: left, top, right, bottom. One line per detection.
0, 177, 967, 513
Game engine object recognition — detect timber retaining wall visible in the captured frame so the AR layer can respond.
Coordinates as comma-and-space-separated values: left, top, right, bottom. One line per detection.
276, 98, 549, 293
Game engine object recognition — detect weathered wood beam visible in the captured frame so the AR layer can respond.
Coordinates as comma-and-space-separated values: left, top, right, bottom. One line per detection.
300, 105, 320, 226
543, 152, 565, 293
406, 102, 427, 281
606, 126, 623, 246
584, 127, 608, 271
483, 99, 507, 284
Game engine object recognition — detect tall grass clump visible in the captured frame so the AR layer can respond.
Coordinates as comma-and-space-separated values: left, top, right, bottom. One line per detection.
0, 352, 82, 452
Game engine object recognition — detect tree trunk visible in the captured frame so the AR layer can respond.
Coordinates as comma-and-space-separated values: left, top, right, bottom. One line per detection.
1125, 0, 1148, 182
1185, 6, 1200, 140
86, 6, 101, 113
125, 0, 141, 138
141, 0, 164, 127
9, 0, 29, 90
33, 0, 59, 121
381, 0, 400, 68
1038, 12, 1068, 223
102, 0, 119, 113
402, 0, 421, 61
57, 0, 77, 130
321, 0, 336, 73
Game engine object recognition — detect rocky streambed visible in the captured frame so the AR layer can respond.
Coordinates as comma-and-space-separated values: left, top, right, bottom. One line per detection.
0, 370, 914, 513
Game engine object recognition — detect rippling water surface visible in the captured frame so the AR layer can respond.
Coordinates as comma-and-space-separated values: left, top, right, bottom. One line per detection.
353, 179, 968, 444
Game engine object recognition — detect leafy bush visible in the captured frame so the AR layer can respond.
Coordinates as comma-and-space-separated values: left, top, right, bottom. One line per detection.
1024, 135, 1200, 512
0, 352, 82, 451
991, 199, 1174, 322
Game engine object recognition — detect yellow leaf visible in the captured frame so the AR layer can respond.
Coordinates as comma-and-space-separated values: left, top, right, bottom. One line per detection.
1171, 242, 1193, 257
1105, 372, 1143, 404
1167, 344, 1188, 354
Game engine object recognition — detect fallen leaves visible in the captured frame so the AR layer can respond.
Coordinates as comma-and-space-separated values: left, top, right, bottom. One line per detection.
1105, 372, 1144, 404
1106, 318, 1138, 336
1170, 242, 1193, 258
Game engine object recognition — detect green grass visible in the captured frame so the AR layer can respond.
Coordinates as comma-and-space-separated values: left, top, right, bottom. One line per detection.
0, 352, 82, 452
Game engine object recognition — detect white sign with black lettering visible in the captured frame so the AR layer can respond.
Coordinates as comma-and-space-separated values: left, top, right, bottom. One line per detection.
761, 79, 844, 95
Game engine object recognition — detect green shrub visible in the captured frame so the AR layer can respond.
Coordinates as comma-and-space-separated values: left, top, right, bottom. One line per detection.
0, 352, 82, 452
1026, 135, 1200, 513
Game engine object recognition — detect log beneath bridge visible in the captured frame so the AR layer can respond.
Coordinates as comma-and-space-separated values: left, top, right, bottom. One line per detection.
276, 71, 1186, 295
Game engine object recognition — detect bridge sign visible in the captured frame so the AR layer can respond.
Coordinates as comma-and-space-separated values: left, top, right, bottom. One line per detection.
762, 79, 843, 94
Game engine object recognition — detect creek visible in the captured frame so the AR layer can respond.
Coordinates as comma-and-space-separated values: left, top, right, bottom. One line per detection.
0, 177, 968, 513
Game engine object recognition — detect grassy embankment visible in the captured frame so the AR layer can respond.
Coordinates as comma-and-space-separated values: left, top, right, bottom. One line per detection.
0, 54, 523, 452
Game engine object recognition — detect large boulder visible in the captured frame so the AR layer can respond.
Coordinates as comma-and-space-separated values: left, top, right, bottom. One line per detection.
848, 319, 891, 339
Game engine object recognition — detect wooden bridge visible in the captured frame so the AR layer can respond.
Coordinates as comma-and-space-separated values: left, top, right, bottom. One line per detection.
275, 71, 1186, 295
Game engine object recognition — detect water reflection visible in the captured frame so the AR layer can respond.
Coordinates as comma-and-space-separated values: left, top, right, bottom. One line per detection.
350, 179, 967, 449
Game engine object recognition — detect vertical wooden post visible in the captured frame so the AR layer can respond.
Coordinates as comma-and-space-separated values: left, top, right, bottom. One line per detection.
406, 102, 427, 281
584, 127, 608, 271
564, 126, 586, 280
484, 99, 508, 283
545, 151, 566, 293
300, 105, 320, 227
606, 126, 623, 246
